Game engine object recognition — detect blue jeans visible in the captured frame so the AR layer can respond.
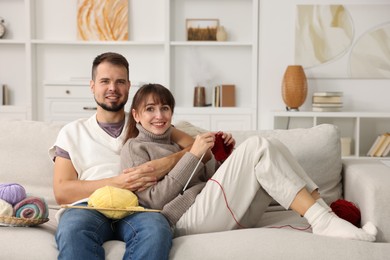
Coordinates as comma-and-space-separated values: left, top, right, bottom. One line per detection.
56, 203, 172, 260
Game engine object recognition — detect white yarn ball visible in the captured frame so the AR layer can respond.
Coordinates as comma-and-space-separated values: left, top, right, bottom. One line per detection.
0, 198, 14, 217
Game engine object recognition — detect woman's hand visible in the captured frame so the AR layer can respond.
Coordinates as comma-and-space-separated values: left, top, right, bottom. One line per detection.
190, 132, 215, 158
218, 132, 236, 148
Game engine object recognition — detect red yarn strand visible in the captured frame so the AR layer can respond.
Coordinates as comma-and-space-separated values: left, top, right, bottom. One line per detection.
209, 178, 313, 232
209, 178, 247, 229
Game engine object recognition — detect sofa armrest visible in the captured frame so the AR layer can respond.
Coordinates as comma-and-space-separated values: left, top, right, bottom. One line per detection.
342, 159, 390, 242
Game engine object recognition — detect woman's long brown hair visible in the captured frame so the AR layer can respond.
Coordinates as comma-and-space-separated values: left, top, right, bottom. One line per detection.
124, 83, 175, 142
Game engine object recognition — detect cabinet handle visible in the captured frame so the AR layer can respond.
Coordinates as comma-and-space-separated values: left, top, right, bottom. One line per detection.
83, 106, 97, 110
65, 90, 71, 94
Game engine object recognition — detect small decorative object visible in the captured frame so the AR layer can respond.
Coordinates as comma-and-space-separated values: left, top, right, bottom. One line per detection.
216, 26, 227, 41
77, 0, 128, 41
281, 65, 308, 111
186, 19, 219, 41
330, 199, 361, 227
0, 17, 6, 39
2, 84, 10, 105
193, 86, 206, 107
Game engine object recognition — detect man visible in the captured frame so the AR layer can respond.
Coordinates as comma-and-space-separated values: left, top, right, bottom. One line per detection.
49, 52, 194, 259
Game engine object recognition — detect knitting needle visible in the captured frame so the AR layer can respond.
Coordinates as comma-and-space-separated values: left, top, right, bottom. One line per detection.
61, 205, 160, 212
181, 152, 205, 194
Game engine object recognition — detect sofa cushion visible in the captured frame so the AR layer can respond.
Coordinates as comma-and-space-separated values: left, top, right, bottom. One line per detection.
0, 120, 63, 208
175, 121, 342, 205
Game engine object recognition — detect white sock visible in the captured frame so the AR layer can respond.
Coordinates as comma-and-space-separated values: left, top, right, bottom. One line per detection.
304, 202, 377, 242
316, 198, 332, 212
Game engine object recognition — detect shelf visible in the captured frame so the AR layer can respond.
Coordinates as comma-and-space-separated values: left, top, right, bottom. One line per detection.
1, 0, 259, 129
175, 107, 254, 114
272, 111, 390, 159
170, 41, 253, 47
31, 40, 165, 46
272, 111, 390, 118
0, 40, 26, 45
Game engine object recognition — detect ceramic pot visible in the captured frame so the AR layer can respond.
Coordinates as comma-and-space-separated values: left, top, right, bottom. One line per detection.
216, 26, 227, 41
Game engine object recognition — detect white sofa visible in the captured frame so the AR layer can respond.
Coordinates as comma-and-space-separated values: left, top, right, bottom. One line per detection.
1, 120, 390, 260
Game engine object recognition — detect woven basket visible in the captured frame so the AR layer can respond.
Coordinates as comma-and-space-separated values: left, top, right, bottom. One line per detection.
282, 65, 307, 110
0, 216, 49, 227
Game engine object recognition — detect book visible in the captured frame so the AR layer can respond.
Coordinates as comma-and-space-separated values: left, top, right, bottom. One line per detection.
313, 91, 343, 97
213, 85, 235, 107
368, 134, 388, 157
312, 95, 342, 104
312, 103, 343, 108
367, 135, 381, 156
382, 139, 390, 157
374, 134, 390, 157
220, 84, 235, 107
312, 107, 342, 112
213, 86, 220, 107
2, 84, 10, 105
0, 84, 3, 106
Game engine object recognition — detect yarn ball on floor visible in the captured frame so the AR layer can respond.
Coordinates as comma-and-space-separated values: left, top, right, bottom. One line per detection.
330, 199, 361, 227
88, 186, 139, 219
0, 198, 14, 217
0, 183, 27, 206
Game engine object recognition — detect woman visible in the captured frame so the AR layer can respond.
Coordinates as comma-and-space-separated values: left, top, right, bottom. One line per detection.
121, 83, 377, 242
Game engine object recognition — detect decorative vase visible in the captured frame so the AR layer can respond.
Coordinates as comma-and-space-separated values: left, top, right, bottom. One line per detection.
216, 26, 227, 41
193, 86, 206, 107
281, 65, 307, 111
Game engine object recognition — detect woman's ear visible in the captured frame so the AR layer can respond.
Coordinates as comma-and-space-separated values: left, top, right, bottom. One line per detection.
132, 109, 139, 123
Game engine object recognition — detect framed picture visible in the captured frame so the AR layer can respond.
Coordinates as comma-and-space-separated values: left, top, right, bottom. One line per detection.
186, 19, 219, 41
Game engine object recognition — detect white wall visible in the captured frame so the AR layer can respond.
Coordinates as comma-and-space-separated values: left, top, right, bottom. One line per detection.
257, 0, 390, 129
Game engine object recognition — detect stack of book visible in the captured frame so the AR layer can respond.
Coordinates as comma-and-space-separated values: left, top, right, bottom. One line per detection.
312, 92, 343, 112
367, 133, 390, 157
213, 84, 235, 107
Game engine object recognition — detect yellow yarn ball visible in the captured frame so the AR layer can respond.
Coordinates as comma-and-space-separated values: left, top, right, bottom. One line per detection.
88, 186, 138, 219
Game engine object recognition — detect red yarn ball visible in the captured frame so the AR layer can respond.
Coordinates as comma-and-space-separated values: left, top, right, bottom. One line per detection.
330, 199, 361, 227
211, 132, 233, 162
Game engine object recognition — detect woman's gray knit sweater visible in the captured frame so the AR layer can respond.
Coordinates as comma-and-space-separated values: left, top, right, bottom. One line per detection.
120, 124, 210, 225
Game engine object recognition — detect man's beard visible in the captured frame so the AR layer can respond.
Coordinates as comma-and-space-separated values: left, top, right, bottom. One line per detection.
94, 97, 127, 112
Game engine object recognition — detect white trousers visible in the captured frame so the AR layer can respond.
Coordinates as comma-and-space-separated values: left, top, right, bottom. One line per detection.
175, 136, 318, 236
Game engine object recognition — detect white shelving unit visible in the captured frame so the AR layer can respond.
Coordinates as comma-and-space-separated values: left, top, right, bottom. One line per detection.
272, 111, 390, 158
0, 0, 259, 130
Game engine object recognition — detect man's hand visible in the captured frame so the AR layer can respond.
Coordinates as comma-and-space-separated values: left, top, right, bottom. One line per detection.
120, 164, 158, 192
121, 150, 185, 191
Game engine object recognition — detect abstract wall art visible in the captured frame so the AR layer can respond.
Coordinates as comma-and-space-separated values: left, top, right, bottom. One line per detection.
77, 0, 128, 41
295, 4, 390, 79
